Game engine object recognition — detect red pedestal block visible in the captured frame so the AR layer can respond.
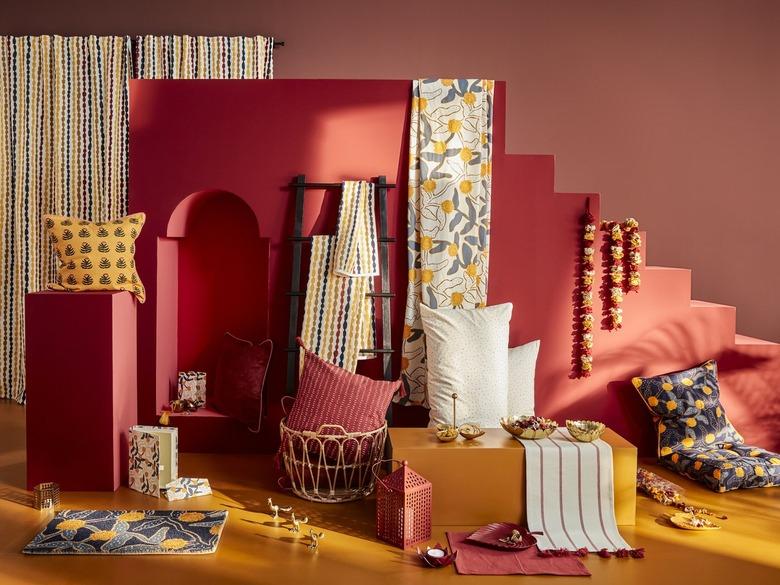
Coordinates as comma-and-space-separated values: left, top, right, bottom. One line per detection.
25, 291, 138, 491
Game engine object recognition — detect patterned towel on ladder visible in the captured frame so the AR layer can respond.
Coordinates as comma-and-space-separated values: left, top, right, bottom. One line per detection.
300, 235, 376, 372
333, 180, 379, 277
519, 429, 632, 553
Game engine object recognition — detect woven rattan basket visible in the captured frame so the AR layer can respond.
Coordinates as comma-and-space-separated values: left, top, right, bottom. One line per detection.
279, 419, 387, 503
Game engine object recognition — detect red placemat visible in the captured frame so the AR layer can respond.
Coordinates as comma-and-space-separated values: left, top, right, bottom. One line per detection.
447, 531, 591, 576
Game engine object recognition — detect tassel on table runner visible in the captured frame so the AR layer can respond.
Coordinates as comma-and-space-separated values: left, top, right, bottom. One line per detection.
300, 236, 376, 373
333, 181, 379, 277
518, 429, 637, 556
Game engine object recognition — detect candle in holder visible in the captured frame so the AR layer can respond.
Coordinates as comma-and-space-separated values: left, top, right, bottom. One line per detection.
33, 482, 60, 511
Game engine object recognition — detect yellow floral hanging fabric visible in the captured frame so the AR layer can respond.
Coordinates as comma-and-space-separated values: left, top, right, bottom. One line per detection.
400, 79, 494, 406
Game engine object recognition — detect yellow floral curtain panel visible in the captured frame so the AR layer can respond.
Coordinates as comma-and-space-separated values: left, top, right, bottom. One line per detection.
0, 35, 274, 402
400, 78, 495, 406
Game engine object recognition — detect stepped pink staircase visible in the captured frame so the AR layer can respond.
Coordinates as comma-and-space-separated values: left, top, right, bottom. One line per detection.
129, 79, 780, 455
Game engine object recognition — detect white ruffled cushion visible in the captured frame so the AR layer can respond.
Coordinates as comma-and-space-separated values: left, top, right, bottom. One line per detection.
420, 303, 512, 428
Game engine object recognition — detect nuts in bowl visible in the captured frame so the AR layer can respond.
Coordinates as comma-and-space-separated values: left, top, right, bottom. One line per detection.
499, 415, 558, 440
566, 419, 606, 442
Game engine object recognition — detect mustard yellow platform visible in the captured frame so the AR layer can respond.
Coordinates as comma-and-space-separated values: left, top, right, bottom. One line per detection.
389, 427, 637, 526
1, 402, 779, 584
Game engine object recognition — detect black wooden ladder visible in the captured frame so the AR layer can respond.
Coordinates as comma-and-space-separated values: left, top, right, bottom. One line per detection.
285, 175, 396, 395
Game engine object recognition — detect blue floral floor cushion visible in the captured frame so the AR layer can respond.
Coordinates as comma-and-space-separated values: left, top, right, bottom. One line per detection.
633, 360, 780, 492
23, 510, 227, 555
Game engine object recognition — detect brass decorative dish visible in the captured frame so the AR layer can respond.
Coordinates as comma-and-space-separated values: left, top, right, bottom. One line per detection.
669, 512, 721, 531
435, 424, 459, 443
499, 416, 558, 440
566, 419, 606, 442
458, 423, 485, 441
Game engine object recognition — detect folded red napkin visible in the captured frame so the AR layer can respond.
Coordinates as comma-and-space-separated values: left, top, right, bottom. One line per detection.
447, 531, 591, 576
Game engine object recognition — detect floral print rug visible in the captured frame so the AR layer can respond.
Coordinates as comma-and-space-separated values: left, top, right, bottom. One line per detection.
23, 510, 227, 555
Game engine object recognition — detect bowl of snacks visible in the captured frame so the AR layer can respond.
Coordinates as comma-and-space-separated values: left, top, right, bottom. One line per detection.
566, 419, 605, 442
499, 416, 557, 440
458, 423, 485, 441
435, 424, 459, 442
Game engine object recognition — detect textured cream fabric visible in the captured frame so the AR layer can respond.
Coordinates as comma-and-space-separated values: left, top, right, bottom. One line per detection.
420, 303, 512, 428
508, 340, 540, 417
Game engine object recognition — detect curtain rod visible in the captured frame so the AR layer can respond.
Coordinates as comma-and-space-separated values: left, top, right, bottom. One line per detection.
274, 40, 285, 48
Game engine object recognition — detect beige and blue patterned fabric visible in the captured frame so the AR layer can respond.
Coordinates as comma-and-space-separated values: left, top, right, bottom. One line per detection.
400, 79, 495, 406
23, 510, 227, 555
633, 360, 780, 492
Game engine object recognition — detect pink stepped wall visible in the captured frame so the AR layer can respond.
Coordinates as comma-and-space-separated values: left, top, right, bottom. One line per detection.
129, 79, 780, 454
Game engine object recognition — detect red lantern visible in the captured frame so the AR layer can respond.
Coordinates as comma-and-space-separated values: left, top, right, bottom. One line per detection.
375, 459, 432, 548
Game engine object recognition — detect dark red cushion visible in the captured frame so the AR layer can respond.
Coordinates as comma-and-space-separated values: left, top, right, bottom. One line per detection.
285, 338, 400, 435
212, 333, 273, 430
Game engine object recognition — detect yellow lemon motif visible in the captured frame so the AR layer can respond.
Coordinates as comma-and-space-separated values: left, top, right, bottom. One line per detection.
420, 236, 433, 251
658, 422, 666, 433
666, 400, 677, 412
88, 530, 117, 541
451, 292, 464, 307
770, 458, 780, 465
408, 268, 416, 282
705, 362, 714, 370
411, 96, 419, 112
422, 179, 436, 193
696, 453, 709, 459
481, 132, 488, 145
695, 399, 704, 409
716, 406, 722, 417
179, 512, 205, 523
662, 382, 673, 391
681, 378, 694, 386
735, 467, 745, 478
660, 446, 673, 456
447, 243, 458, 257
682, 437, 695, 448
441, 199, 455, 213
631, 377, 642, 389
459, 180, 473, 194
694, 461, 703, 470
459, 147, 473, 163
448, 119, 462, 133
421, 269, 433, 283
686, 418, 697, 428
647, 396, 658, 407
418, 97, 428, 110
671, 454, 679, 463
400, 356, 409, 371
755, 466, 765, 477
705, 433, 715, 444
209, 525, 222, 536
465, 263, 477, 278
749, 449, 761, 457
56, 519, 86, 531
480, 163, 488, 177
463, 91, 476, 106
433, 141, 447, 154
713, 469, 721, 479
403, 324, 412, 340
117, 511, 145, 523
441, 79, 454, 86
160, 538, 189, 550
702, 386, 713, 395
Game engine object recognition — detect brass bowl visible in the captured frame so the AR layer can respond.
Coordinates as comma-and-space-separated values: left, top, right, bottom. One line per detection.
435, 425, 459, 442
566, 419, 606, 442
458, 423, 485, 441
499, 416, 557, 440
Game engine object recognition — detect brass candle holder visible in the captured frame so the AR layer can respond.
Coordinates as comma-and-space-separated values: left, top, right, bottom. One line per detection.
435, 393, 459, 442
33, 482, 60, 511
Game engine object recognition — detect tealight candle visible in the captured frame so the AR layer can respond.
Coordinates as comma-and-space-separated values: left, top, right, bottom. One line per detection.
426, 548, 446, 559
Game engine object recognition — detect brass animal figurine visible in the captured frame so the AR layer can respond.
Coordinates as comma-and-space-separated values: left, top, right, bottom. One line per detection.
288, 512, 309, 534
308, 529, 325, 551
267, 498, 292, 521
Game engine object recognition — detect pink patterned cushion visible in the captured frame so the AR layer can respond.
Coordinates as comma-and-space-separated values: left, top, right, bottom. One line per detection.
285, 338, 400, 435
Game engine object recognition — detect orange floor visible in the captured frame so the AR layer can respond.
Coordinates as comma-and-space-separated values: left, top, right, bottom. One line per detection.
1, 400, 779, 585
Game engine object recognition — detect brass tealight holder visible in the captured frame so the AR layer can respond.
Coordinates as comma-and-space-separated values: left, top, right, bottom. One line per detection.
435, 393, 459, 442
33, 482, 60, 511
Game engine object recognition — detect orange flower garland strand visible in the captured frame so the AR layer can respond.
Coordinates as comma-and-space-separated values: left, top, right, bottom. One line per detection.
576, 211, 596, 377
600, 217, 642, 330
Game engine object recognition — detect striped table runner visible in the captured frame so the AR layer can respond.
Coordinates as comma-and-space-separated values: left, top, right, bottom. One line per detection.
519, 429, 631, 553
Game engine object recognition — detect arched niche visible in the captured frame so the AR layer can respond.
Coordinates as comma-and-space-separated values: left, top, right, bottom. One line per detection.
156, 190, 270, 416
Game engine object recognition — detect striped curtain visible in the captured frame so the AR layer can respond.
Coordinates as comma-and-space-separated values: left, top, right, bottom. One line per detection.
134, 36, 274, 79
0, 34, 274, 403
0, 36, 131, 402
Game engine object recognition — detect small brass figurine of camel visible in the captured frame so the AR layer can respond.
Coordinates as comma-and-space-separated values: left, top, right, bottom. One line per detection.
308, 529, 325, 551
288, 512, 309, 534
267, 497, 292, 521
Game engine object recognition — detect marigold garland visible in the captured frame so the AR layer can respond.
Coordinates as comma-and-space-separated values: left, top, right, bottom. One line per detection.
575, 211, 596, 377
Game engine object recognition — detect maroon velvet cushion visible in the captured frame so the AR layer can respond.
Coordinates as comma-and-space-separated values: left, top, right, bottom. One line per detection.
285, 338, 400, 435
212, 333, 273, 430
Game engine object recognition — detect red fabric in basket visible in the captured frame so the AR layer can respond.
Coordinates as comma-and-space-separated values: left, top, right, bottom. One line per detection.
285, 338, 400, 435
